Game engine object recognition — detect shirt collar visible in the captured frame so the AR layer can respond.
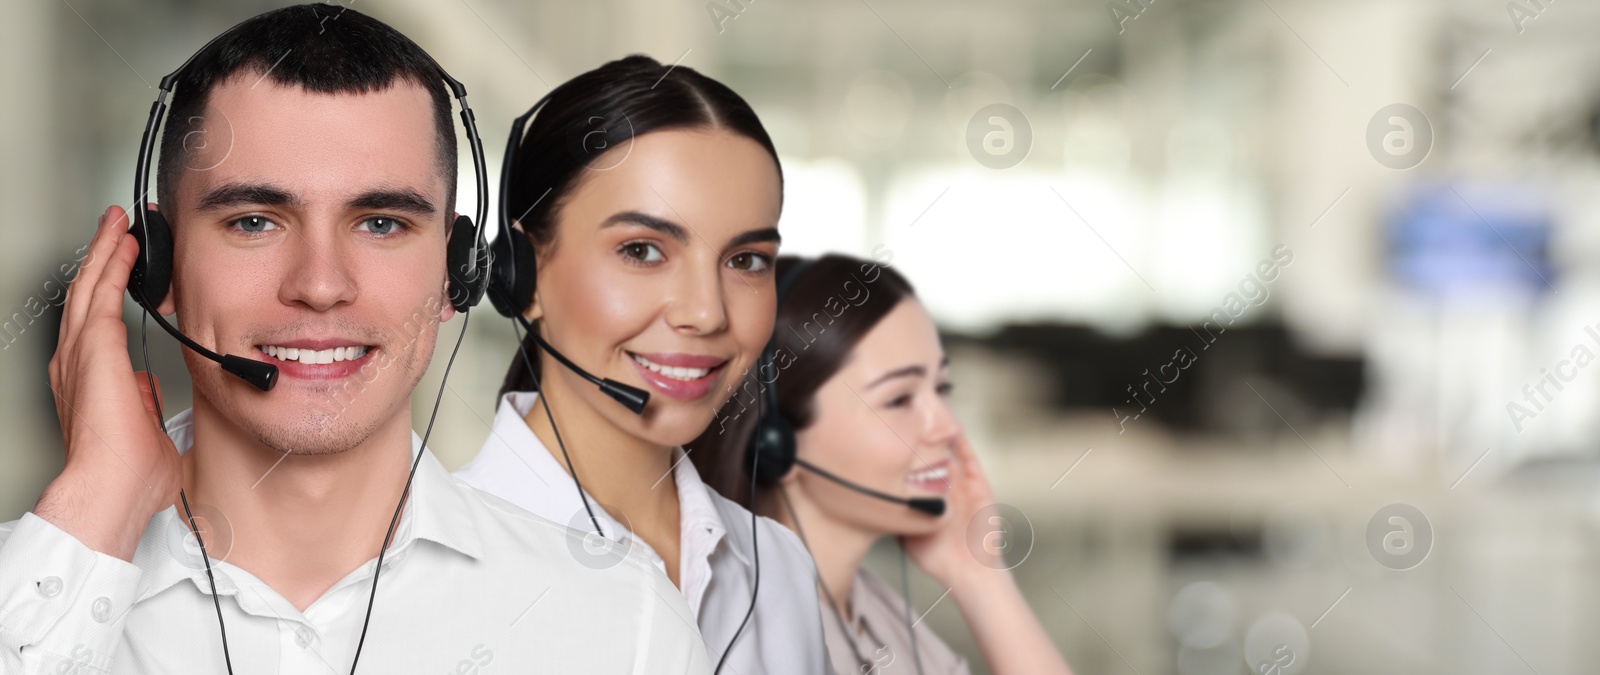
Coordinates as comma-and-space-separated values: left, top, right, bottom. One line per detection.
495, 391, 749, 568
132, 407, 483, 602
672, 445, 745, 567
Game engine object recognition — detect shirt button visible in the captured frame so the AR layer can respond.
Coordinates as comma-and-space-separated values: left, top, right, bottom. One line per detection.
295, 626, 313, 649
37, 576, 62, 598
90, 597, 112, 623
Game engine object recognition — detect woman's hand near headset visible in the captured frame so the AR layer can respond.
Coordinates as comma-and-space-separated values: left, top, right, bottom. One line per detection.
900, 434, 1073, 675
900, 432, 998, 587
36, 205, 181, 562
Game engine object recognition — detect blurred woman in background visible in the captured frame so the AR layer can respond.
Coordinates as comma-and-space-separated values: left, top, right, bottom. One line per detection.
690, 254, 1073, 675
455, 55, 825, 674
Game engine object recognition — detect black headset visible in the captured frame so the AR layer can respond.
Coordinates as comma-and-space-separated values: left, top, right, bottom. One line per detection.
482, 94, 541, 321
486, 92, 650, 415
744, 260, 812, 483
129, 10, 487, 675
482, 90, 547, 322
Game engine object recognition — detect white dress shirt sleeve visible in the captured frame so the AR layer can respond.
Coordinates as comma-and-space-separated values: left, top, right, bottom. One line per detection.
0, 513, 143, 673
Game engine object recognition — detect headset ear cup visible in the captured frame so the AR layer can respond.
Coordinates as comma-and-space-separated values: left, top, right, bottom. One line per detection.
129, 208, 174, 308
486, 221, 515, 316
749, 413, 797, 484
446, 215, 488, 313
487, 225, 538, 319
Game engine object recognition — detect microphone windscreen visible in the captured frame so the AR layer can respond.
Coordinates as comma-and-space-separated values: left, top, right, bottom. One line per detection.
907, 498, 946, 517
221, 355, 277, 392
599, 379, 649, 414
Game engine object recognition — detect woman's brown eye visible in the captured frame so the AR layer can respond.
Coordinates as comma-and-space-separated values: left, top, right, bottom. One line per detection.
622, 242, 664, 263
727, 252, 771, 272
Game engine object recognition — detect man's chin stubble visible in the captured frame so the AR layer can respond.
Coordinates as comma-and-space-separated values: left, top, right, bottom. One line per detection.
249, 416, 384, 457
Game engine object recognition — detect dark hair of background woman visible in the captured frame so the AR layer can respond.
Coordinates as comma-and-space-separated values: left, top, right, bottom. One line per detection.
686, 253, 917, 508
498, 54, 783, 400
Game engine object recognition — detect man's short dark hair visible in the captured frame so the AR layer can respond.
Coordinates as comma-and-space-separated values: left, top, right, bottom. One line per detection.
156, 3, 456, 219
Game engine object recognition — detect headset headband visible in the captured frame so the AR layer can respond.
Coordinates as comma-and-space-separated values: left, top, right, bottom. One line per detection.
132, 17, 489, 291
494, 91, 557, 293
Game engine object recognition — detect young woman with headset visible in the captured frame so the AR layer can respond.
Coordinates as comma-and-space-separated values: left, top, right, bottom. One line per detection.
690, 254, 1074, 675
453, 56, 827, 673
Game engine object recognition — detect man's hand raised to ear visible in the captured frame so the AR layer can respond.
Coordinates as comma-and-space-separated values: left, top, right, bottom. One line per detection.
38, 205, 181, 562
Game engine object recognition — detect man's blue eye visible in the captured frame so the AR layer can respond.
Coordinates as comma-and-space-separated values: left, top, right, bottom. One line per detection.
234, 216, 275, 233
361, 217, 403, 235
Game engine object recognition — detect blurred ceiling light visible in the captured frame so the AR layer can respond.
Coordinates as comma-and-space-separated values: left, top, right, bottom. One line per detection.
774, 156, 868, 257
1151, 176, 1267, 322
883, 167, 1151, 334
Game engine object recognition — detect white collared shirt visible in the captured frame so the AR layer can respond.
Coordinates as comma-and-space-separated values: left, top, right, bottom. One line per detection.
455, 391, 827, 674
0, 408, 710, 674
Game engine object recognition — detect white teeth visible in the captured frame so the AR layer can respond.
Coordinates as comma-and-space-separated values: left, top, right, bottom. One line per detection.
259, 345, 369, 364
631, 354, 712, 381
908, 466, 949, 483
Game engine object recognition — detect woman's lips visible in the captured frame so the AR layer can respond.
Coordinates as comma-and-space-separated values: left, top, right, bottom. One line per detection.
254, 344, 377, 381
627, 352, 728, 401
907, 458, 953, 494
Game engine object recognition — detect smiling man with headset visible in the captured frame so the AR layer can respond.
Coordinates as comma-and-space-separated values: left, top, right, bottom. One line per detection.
0, 5, 707, 673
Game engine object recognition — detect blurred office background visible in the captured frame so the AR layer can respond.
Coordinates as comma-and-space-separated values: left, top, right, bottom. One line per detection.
3, 0, 1596, 672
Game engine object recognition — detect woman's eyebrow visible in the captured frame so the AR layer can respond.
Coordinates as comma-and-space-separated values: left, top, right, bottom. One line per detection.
868, 364, 926, 389
727, 227, 781, 248
869, 357, 949, 389
601, 211, 689, 244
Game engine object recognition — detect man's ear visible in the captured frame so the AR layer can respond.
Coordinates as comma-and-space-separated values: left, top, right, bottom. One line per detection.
439, 277, 456, 323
